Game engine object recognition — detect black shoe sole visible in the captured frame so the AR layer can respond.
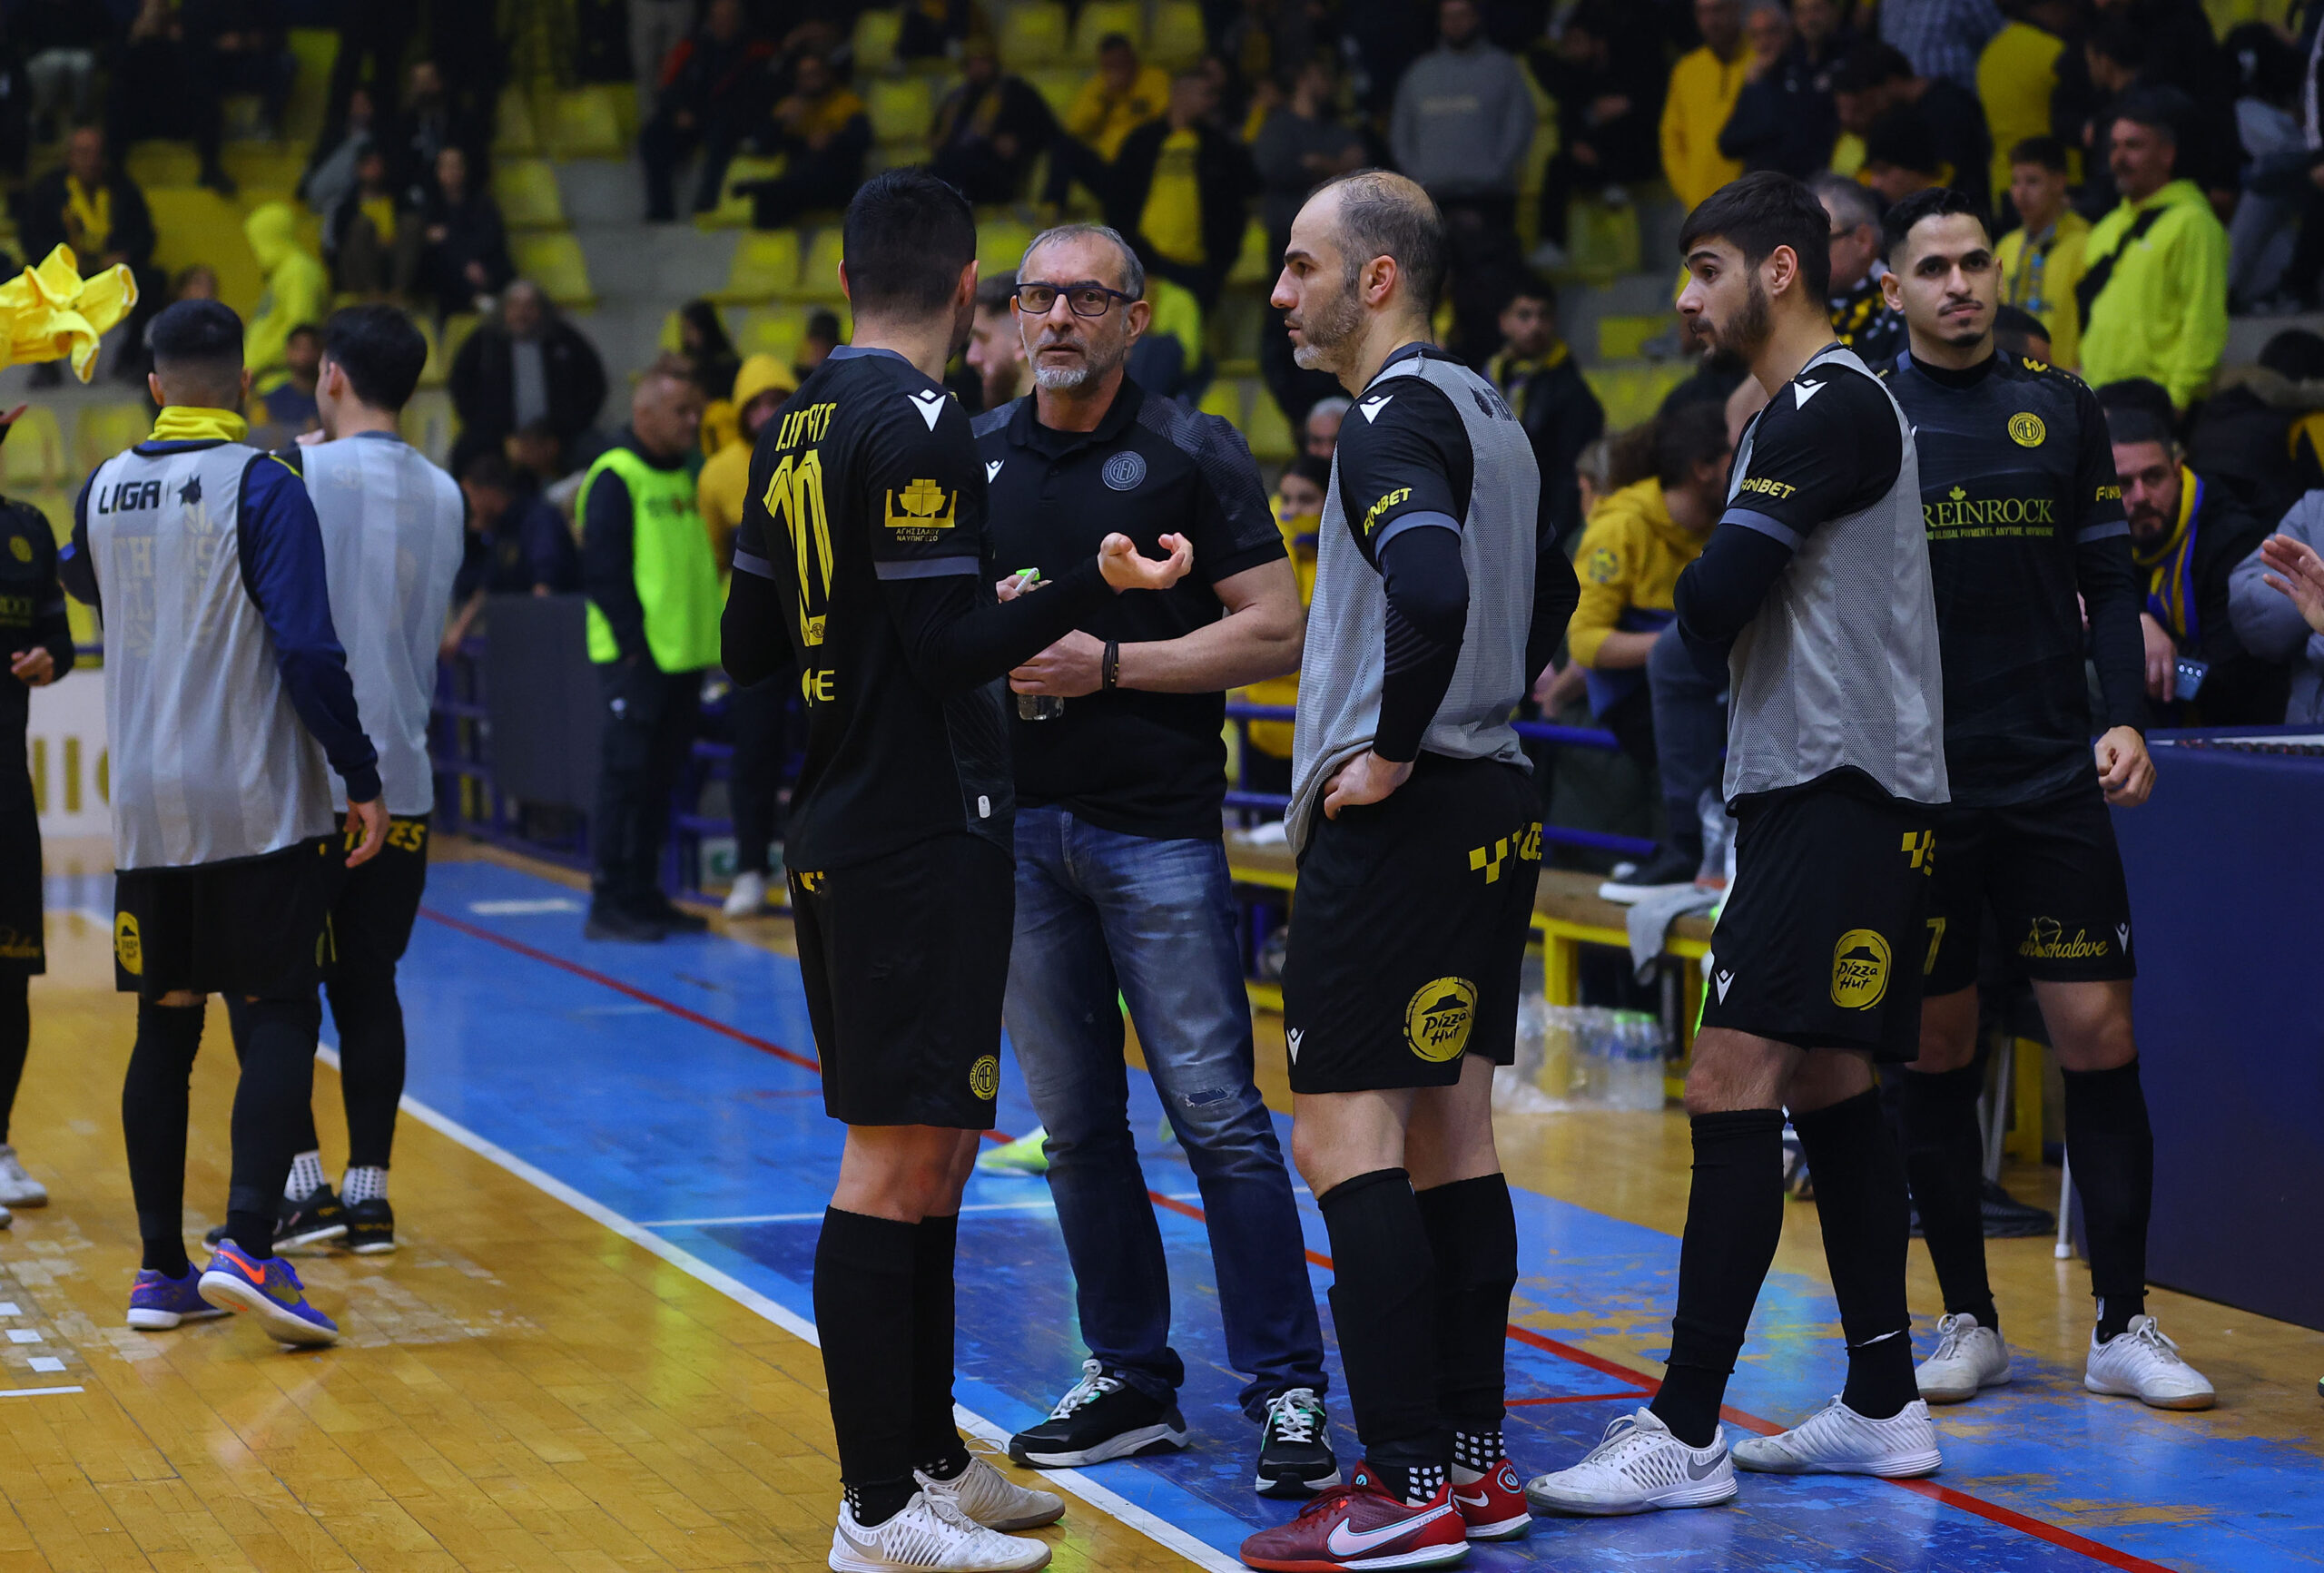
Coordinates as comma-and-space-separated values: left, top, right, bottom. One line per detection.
1254, 1461, 1341, 1498
1009, 1420, 1190, 1469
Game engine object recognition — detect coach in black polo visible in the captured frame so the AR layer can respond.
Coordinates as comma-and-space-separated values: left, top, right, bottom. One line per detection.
972, 223, 1334, 1497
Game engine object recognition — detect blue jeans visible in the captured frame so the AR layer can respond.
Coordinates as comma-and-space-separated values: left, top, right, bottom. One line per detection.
1005, 807, 1326, 1421
1648, 622, 1729, 824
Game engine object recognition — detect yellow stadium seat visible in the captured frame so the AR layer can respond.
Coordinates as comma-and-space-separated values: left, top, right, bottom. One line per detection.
1582, 362, 1690, 430
283, 28, 338, 146
1226, 217, 1273, 288
1566, 196, 1641, 279
496, 88, 539, 154
3, 408, 66, 490
783, 229, 848, 302
977, 220, 1034, 279
545, 88, 627, 159
512, 232, 596, 308
399, 390, 454, 467
854, 6, 903, 74
126, 142, 201, 191
414, 315, 445, 388
739, 307, 806, 368
1029, 68, 1083, 118
714, 230, 802, 304
73, 404, 153, 477
222, 143, 307, 195
1198, 381, 1244, 426
1150, 2, 1206, 67
867, 76, 935, 146
1245, 383, 1295, 461
496, 159, 567, 231
1597, 315, 1667, 362
699, 154, 785, 229
999, 3, 1069, 69
1071, 1, 1147, 60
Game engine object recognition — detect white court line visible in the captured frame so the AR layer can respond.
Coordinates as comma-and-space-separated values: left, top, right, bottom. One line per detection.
362, 1064, 1242, 1573
0, 1386, 83, 1399
639, 1200, 1057, 1229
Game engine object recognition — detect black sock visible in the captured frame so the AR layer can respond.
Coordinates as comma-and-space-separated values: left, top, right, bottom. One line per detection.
1792, 1089, 1918, 1420
1448, 1426, 1502, 1477
1368, 1460, 1448, 1506
324, 963, 408, 1168
1652, 1109, 1784, 1447
816, 1207, 919, 1527
0, 972, 26, 1146
911, 1214, 970, 1480
227, 998, 321, 1260
1318, 1169, 1443, 1486
1899, 1064, 1998, 1334
122, 998, 207, 1275
2064, 1060, 2152, 1340
1414, 1173, 1516, 1450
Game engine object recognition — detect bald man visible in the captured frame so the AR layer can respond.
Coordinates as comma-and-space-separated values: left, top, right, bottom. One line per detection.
577, 358, 720, 941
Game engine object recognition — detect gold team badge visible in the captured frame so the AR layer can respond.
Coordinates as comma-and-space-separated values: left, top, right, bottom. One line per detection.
7, 536, 29, 563
1830, 929, 1891, 1010
885, 477, 957, 542
1404, 978, 1477, 1063
114, 912, 143, 975
1585, 546, 1619, 584
2008, 412, 2046, 448
969, 1055, 1000, 1100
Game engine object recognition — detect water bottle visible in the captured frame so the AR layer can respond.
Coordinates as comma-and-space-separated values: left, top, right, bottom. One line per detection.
1007, 566, 1066, 720
1698, 788, 1736, 886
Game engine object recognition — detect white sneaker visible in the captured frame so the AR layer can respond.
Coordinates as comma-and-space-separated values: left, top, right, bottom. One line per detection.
916, 1457, 1065, 1532
1915, 1313, 2012, 1404
1524, 1408, 1737, 1516
1731, 1396, 1942, 1478
0, 1145, 45, 1206
828, 1491, 1051, 1571
723, 870, 770, 918
2085, 1315, 2215, 1411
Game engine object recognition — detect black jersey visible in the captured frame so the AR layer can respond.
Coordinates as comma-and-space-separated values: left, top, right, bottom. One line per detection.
0, 496, 74, 762
734, 347, 1010, 869
1886, 350, 2139, 806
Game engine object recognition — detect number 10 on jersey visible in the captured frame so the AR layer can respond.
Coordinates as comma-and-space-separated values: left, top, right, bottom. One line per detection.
763, 448, 834, 647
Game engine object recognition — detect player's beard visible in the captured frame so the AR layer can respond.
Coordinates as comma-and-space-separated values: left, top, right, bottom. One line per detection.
1709, 276, 1774, 361
1289, 277, 1364, 373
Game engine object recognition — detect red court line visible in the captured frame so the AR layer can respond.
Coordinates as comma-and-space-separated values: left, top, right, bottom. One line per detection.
428, 906, 2178, 1573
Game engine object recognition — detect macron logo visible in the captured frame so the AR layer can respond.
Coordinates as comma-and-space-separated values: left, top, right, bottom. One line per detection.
907, 390, 949, 430
1793, 379, 1825, 409
2116, 923, 2131, 952
1286, 1027, 1304, 1064
1715, 970, 1735, 1002
986, 459, 1003, 482
1358, 393, 1394, 423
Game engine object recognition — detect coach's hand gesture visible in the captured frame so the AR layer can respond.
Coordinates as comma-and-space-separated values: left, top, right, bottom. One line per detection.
1098, 531, 1191, 593
345, 798, 389, 868
2093, 725, 2154, 808
1322, 751, 1413, 819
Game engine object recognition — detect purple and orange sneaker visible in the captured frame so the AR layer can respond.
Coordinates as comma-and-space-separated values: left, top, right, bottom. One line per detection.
197, 1242, 339, 1346
127, 1264, 229, 1330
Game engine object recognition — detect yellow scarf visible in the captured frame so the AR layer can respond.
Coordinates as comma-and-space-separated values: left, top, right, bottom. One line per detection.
64, 177, 111, 259
150, 407, 250, 444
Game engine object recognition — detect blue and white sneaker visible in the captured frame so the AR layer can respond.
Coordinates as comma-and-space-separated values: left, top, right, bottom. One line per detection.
198, 1242, 339, 1345
127, 1264, 229, 1330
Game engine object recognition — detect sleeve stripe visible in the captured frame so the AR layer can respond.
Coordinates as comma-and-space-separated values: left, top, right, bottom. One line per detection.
2075, 520, 2131, 544
1719, 507, 1804, 551
872, 555, 981, 580
732, 548, 777, 580
1374, 510, 1462, 553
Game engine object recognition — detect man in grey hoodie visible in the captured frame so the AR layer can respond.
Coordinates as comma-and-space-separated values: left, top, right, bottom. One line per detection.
2230, 511, 2324, 724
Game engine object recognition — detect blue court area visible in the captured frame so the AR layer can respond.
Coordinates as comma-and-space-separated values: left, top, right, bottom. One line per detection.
387, 860, 2321, 1573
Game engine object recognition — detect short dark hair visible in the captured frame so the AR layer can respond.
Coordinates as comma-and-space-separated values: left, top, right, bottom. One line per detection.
150, 299, 243, 370
321, 304, 428, 412
1831, 41, 1911, 93
1992, 304, 2048, 359
2087, 15, 2142, 70
1862, 107, 1941, 175
1880, 186, 1987, 263
841, 167, 977, 318
2009, 134, 2070, 173
287, 322, 323, 345
1679, 171, 1832, 299
1652, 400, 1732, 489
1286, 453, 1334, 492
1315, 169, 1447, 314
974, 270, 1017, 313
804, 307, 843, 342
1098, 32, 1135, 54
2258, 328, 2324, 382
2097, 379, 2178, 449
458, 450, 517, 489
1499, 272, 1557, 315
2113, 85, 2192, 145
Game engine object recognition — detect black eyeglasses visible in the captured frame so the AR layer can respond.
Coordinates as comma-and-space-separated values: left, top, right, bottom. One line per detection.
1014, 280, 1138, 317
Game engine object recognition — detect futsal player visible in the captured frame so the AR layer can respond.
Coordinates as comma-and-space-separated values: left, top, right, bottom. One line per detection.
0, 420, 75, 1223
64, 299, 387, 1346
1877, 188, 2216, 1411
1528, 172, 1951, 1512
1239, 170, 1579, 1572
718, 168, 1194, 1573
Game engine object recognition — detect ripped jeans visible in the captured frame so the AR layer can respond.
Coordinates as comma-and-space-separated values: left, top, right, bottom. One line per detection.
1006, 807, 1326, 1420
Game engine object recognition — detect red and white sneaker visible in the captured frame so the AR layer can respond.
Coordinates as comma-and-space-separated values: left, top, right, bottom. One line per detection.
1238, 1462, 1468, 1571
1450, 1459, 1530, 1541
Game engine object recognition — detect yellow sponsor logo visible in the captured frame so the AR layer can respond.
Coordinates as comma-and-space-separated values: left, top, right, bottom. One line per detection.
969, 1055, 1000, 1101
885, 477, 957, 541
1361, 487, 1413, 536
1924, 487, 2059, 533
2016, 918, 2111, 961
0, 926, 40, 961
1900, 829, 1934, 873
7, 536, 29, 563
793, 870, 825, 895
1404, 977, 1477, 1063
1585, 546, 1619, 584
2008, 412, 2046, 447
1738, 476, 1797, 500
1467, 824, 1541, 883
773, 401, 836, 451
1830, 929, 1890, 1010
115, 912, 143, 976
2021, 356, 2052, 374
2095, 484, 2122, 502
801, 668, 838, 704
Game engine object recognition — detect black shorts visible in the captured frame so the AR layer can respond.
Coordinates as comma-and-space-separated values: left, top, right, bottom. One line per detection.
322, 814, 431, 978
1923, 786, 2134, 997
1701, 783, 1935, 1062
0, 777, 42, 977
113, 834, 346, 1000
789, 832, 1012, 1128
1282, 754, 1540, 1094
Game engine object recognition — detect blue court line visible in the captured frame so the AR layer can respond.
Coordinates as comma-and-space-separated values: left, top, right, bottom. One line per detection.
379, 860, 2323, 1572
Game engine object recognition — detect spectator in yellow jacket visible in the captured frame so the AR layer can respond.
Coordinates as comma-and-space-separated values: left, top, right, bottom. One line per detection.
2079, 91, 2230, 411
1996, 134, 2089, 368
696, 353, 793, 575
1237, 455, 1329, 794
1065, 34, 1171, 161
1660, 0, 1748, 211
242, 201, 329, 396
1975, 6, 2067, 202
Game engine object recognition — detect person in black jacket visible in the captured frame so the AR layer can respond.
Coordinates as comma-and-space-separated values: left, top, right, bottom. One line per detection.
636, 0, 775, 222
16, 126, 162, 382
1103, 71, 1254, 308
448, 281, 609, 479
928, 41, 1056, 205
1718, 0, 1839, 181
1832, 41, 1991, 216
411, 144, 512, 320
1526, 0, 1664, 258
1487, 274, 1605, 547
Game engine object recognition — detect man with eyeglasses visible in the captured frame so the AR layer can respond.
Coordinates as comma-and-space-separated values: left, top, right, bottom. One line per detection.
973, 224, 1334, 1498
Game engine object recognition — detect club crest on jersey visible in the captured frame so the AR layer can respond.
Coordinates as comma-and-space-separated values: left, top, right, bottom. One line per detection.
1404, 977, 1476, 1063
885, 477, 956, 541
1102, 450, 1146, 491
6, 536, 28, 563
1830, 929, 1890, 1010
114, 912, 143, 975
906, 389, 949, 430
2009, 412, 2046, 447
969, 1056, 1000, 1101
